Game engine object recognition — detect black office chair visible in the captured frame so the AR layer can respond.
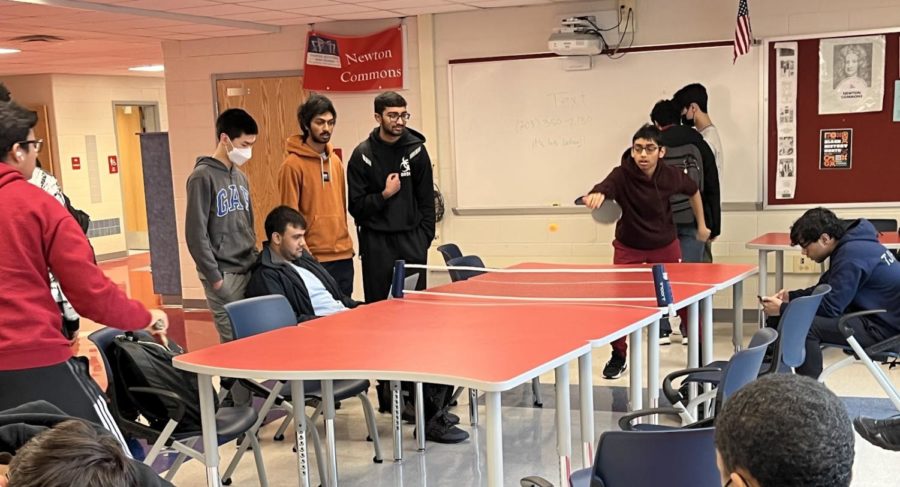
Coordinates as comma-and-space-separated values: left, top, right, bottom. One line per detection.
447, 255, 487, 282
88, 328, 267, 485
841, 218, 897, 233
437, 243, 463, 264
521, 427, 719, 487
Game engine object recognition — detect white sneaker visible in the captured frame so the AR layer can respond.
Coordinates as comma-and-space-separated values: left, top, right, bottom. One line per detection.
681, 335, 689, 346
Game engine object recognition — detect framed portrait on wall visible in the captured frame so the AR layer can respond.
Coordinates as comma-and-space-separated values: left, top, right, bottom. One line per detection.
818, 35, 885, 114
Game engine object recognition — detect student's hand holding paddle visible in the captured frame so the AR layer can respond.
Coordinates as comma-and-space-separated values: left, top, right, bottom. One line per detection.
382, 173, 401, 199
582, 192, 605, 209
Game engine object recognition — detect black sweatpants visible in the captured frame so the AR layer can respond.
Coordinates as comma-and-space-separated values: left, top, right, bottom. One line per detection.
321, 258, 355, 298
359, 226, 451, 421
0, 358, 130, 452
358, 226, 429, 303
765, 314, 888, 377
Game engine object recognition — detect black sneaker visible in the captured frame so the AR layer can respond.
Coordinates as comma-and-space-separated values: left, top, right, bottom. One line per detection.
446, 412, 460, 425
602, 354, 627, 379
854, 416, 900, 451
420, 414, 469, 444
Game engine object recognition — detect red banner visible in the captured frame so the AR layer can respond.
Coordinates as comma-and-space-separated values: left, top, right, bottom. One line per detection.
303, 26, 405, 92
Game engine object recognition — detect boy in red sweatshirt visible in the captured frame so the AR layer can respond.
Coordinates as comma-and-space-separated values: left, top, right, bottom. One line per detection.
583, 124, 710, 379
0, 100, 167, 445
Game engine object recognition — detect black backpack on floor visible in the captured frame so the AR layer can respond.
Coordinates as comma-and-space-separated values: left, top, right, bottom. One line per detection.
111, 332, 216, 434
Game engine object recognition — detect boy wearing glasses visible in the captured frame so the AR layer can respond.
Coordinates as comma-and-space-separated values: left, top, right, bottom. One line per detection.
278, 94, 355, 296
347, 92, 463, 445
760, 207, 900, 377
583, 124, 709, 379
347, 91, 435, 303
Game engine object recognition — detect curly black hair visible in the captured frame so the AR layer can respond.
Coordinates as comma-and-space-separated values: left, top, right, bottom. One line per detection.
715, 374, 854, 487
789, 207, 846, 247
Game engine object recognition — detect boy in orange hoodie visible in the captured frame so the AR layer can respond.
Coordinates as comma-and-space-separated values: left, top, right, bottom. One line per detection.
278, 94, 355, 296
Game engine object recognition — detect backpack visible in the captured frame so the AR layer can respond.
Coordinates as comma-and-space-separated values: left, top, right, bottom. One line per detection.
111, 332, 215, 433
662, 144, 704, 225
63, 193, 91, 234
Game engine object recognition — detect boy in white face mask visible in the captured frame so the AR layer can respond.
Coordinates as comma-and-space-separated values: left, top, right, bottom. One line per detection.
185, 108, 259, 351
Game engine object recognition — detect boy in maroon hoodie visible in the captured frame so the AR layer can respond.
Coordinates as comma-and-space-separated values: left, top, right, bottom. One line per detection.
0, 100, 167, 446
583, 124, 710, 379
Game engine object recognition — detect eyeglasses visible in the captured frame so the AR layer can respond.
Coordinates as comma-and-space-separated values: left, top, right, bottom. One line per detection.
632, 144, 659, 155
382, 112, 411, 122
17, 139, 43, 152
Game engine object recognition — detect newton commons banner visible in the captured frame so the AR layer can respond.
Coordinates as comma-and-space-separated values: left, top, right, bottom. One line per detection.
303, 26, 405, 92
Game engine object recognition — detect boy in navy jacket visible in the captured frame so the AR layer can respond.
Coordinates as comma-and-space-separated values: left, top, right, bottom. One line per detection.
762, 208, 900, 377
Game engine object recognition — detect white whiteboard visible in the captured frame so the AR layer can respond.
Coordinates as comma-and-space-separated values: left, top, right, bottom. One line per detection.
449, 46, 759, 209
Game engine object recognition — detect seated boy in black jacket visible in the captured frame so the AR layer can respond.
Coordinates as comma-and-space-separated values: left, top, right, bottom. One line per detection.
246, 206, 360, 322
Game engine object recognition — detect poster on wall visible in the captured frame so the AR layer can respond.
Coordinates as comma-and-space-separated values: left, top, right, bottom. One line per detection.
818, 35, 885, 114
819, 129, 853, 170
303, 26, 406, 92
775, 42, 798, 199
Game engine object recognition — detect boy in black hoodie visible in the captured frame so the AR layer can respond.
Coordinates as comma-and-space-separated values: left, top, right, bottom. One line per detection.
347, 91, 435, 303
347, 92, 465, 444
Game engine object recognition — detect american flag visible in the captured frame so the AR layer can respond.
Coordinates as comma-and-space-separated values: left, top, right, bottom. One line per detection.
733, 0, 752, 63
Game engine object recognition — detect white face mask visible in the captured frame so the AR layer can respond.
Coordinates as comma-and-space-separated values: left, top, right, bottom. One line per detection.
226, 140, 252, 166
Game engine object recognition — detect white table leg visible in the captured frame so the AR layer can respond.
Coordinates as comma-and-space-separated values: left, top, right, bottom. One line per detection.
323, 380, 338, 487
578, 353, 594, 467
555, 365, 572, 487
469, 388, 479, 425
687, 302, 699, 419
733, 280, 744, 351
290, 380, 311, 487
775, 250, 784, 293
198, 374, 221, 487
485, 391, 503, 487
647, 319, 660, 410
629, 328, 643, 411
391, 380, 403, 462
758, 250, 768, 310
415, 382, 426, 452
702, 296, 714, 366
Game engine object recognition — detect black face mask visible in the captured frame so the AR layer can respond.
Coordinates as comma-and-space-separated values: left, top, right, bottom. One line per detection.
681, 115, 695, 127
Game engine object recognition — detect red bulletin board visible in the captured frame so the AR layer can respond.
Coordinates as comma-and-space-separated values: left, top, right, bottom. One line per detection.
767, 32, 900, 206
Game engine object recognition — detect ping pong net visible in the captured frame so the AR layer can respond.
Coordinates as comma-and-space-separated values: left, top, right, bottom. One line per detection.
391, 261, 676, 313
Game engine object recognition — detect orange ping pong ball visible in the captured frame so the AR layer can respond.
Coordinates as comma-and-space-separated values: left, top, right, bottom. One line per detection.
548, 223, 559, 232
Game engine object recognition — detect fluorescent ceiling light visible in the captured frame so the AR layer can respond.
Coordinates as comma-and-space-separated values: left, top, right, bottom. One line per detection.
0, 48, 22, 54
129, 64, 164, 72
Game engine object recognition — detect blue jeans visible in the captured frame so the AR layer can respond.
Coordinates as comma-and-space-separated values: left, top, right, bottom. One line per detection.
677, 224, 705, 263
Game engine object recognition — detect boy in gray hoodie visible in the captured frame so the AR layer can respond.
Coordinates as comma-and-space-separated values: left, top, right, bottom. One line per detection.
185, 108, 259, 343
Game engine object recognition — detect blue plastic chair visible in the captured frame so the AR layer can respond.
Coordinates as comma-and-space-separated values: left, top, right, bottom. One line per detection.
520, 427, 719, 487
447, 255, 487, 282
619, 327, 779, 428
437, 243, 463, 264
774, 284, 831, 370
222, 295, 383, 484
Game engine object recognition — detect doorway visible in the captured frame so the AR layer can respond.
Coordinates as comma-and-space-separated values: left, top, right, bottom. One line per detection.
213, 73, 308, 246
113, 103, 160, 251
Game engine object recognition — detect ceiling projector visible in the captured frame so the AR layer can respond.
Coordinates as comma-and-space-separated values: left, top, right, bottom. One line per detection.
548, 31, 603, 56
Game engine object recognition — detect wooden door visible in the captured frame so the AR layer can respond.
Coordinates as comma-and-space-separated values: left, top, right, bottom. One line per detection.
26, 105, 56, 179
215, 76, 308, 246
114, 105, 149, 250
